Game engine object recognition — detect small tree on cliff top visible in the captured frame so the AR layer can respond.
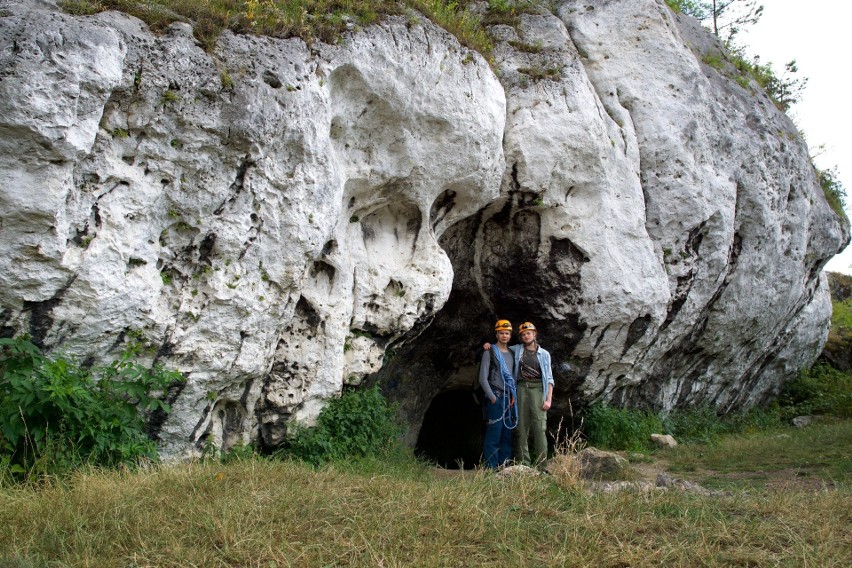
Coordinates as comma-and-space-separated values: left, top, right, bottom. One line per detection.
667, 0, 763, 43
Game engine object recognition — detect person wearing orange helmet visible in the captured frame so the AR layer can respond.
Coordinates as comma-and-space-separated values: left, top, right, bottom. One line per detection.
512, 321, 554, 465
478, 319, 517, 469
483, 320, 554, 466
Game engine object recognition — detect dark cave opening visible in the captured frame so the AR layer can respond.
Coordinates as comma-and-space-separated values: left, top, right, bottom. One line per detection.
415, 389, 484, 469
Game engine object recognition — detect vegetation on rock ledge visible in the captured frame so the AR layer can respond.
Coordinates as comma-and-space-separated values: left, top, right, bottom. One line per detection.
59, 0, 507, 55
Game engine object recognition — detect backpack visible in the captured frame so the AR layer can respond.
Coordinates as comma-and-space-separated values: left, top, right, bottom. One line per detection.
471, 346, 487, 407
471, 347, 502, 406
471, 374, 485, 406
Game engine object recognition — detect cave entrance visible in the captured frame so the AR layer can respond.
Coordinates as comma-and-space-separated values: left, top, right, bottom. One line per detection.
415, 388, 484, 469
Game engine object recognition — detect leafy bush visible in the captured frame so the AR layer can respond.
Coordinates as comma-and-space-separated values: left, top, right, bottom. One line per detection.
218, 442, 260, 464
726, 406, 786, 433
0, 337, 183, 478
281, 386, 402, 466
778, 363, 852, 419
661, 405, 782, 444
582, 403, 663, 452
666, 0, 806, 113
584, 402, 791, 452
661, 405, 727, 445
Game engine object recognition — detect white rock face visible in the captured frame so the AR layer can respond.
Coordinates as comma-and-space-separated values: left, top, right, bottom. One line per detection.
551, 0, 845, 411
0, 1, 846, 457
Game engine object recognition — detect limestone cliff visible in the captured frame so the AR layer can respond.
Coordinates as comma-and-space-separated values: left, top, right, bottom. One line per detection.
0, 0, 846, 459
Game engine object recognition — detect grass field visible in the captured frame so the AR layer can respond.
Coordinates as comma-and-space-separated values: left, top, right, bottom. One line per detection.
1, 420, 849, 567
665, 418, 851, 489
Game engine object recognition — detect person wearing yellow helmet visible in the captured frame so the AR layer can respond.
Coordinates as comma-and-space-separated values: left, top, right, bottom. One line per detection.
512, 322, 553, 466
477, 319, 517, 469
484, 320, 554, 466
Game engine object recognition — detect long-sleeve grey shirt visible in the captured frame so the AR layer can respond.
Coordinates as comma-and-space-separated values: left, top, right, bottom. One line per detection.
478, 348, 514, 401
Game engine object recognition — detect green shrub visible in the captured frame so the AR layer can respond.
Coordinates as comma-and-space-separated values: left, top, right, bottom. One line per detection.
0, 337, 183, 479
727, 406, 785, 433
662, 405, 780, 444
215, 441, 260, 464
584, 402, 790, 451
583, 403, 663, 452
778, 363, 852, 419
661, 405, 726, 445
281, 385, 402, 466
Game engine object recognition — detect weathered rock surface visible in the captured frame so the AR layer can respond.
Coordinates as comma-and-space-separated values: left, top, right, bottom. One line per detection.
0, 0, 847, 459
574, 447, 631, 479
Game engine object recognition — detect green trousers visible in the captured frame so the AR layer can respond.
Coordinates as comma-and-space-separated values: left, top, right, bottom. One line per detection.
514, 381, 547, 465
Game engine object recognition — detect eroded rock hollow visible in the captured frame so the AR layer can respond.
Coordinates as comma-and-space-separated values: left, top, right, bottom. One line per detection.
0, 0, 846, 460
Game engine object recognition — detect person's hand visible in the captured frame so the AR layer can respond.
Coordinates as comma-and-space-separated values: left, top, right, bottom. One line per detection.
542, 399, 552, 411
483, 343, 492, 350
489, 395, 497, 404
509, 395, 515, 408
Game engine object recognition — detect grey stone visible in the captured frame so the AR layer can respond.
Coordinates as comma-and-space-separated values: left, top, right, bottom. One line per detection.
792, 415, 816, 428
651, 434, 678, 448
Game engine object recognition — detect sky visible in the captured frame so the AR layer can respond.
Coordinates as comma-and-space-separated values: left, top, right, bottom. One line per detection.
733, 1, 852, 274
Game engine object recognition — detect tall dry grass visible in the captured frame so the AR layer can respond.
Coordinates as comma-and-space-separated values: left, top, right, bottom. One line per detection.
544, 416, 587, 490
1, 447, 849, 567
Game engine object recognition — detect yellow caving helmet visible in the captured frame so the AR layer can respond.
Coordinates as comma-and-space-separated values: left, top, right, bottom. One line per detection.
518, 322, 537, 334
494, 319, 513, 332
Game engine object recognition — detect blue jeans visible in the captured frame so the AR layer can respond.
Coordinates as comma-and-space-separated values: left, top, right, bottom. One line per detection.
483, 395, 513, 469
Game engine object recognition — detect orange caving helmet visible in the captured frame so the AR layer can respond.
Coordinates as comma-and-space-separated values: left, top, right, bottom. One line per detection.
494, 319, 513, 332
518, 322, 537, 334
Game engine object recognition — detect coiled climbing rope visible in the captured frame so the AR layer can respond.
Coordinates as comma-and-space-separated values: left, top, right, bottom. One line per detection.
487, 347, 518, 430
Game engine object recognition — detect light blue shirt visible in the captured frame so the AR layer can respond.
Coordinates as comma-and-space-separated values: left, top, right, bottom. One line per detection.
508, 343, 554, 401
